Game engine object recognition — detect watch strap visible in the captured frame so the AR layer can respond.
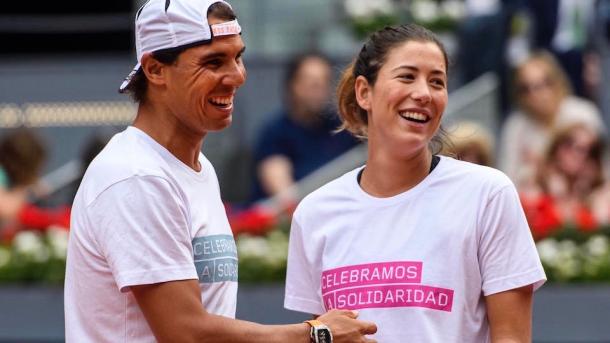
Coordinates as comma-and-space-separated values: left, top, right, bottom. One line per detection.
304, 319, 332, 343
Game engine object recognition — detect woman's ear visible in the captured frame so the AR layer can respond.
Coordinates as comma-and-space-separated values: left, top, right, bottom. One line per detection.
355, 75, 372, 111
140, 53, 167, 88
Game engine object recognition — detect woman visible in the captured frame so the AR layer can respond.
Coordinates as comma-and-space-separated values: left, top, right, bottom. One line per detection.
499, 51, 604, 187
284, 24, 546, 342
442, 120, 495, 167
521, 123, 607, 239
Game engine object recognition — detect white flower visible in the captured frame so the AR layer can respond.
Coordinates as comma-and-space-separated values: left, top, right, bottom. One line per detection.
584, 235, 609, 258
345, 0, 395, 19
0, 246, 10, 268
13, 231, 49, 262
441, 0, 465, 20
46, 227, 69, 260
554, 240, 582, 279
237, 235, 269, 259
411, 0, 439, 22
14, 231, 43, 254
536, 239, 560, 265
265, 230, 289, 266
368, 0, 395, 15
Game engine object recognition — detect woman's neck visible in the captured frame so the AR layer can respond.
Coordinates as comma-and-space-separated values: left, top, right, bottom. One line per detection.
360, 147, 432, 198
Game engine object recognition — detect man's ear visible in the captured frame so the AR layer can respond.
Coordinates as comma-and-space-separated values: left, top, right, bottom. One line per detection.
140, 53, 167, 88
355, 75, 372, 111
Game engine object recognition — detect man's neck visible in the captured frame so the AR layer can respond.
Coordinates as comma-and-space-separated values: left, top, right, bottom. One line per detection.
133, 100, 205, 171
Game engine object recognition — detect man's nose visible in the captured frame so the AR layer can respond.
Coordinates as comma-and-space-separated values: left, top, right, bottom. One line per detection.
224, 61, 246, 87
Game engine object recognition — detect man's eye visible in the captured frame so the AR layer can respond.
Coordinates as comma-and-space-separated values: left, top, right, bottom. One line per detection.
206, 59, 222, 67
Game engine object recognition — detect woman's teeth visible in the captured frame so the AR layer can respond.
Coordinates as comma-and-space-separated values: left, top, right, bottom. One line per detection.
400, 111, 429, 123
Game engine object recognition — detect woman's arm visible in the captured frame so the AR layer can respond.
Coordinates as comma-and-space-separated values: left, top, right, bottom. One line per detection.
485, 285, 534, 343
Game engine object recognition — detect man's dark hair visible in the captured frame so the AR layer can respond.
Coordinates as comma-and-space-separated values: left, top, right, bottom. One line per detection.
124, 1, 237, 103
0, 127, 46, 188
283, 52, 331, 90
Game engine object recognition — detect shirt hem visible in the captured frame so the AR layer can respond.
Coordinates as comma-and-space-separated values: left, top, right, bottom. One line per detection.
483, 267, 547, 296
117, 265, 198, 292
284, 295, 324, 315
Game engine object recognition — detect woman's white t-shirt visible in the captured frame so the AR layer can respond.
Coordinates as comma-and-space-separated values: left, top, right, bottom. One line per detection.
285, 156, 545, 342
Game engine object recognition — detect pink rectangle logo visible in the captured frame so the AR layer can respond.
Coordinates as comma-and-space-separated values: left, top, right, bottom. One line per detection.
321, 261, 422, 294
323, 284, 454, 312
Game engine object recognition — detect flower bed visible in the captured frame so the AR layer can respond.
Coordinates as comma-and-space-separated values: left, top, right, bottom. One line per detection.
536, 228, 610, 283
1, 216, 609, 284
0, 228, 68, 284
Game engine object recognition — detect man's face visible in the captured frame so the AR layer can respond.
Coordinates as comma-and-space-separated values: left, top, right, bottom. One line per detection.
163, 20, 246, 135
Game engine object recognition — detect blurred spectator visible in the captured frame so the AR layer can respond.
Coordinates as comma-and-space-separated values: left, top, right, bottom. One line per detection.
586, 0, 610, 128
442, 121, 495, 167
0, 128, 46, 190
499, 50, 605, 186
65, 132, 113, 203
252, 53, 359, 203
0, 128, 46, 224
0, 128, 70, 242
526, 0, 595, 97
521, 123, 606, 239
457, 0, 521, 115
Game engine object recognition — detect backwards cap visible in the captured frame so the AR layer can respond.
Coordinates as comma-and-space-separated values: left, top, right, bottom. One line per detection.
119, 0, 241, 93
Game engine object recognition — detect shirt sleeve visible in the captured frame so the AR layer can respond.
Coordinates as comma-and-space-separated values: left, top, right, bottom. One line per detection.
478, 184, 547, 296
88, 175, 198, 292
284, 213, 326, 315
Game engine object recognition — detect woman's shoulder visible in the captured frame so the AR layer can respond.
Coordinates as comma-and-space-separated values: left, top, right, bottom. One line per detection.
437, 156, 514, 191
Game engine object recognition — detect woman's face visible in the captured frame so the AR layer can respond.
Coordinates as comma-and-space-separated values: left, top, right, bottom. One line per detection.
356, 40, 448, 158
555, 127, 597, 177
516, 60, 561, 122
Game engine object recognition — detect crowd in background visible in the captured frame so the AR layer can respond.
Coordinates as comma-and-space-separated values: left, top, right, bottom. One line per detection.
1, 0, 610, 243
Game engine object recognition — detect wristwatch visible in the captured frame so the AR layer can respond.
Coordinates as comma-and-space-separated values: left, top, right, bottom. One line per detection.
304, 319, 333, 343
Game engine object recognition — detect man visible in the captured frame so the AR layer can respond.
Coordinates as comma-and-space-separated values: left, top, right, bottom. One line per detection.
253, 53, 359, 203
64, 0, 377, 342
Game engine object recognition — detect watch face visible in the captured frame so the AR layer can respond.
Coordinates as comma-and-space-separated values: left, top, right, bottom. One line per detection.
317, 328, 331, 343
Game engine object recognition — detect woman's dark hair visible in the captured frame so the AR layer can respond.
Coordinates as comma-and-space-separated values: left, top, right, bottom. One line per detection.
124, 1, 237, 102
336, 23, 449, 141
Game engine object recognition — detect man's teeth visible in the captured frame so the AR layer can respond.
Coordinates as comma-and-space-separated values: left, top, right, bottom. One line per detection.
209, 96, 233, 106
400, 111, 428, 122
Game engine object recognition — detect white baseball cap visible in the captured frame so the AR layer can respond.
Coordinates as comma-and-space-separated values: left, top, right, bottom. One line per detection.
119, 0, 241, 93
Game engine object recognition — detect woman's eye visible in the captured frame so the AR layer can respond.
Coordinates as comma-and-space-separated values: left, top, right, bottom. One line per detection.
399, 74, 415, 81
431, 79, 446, 87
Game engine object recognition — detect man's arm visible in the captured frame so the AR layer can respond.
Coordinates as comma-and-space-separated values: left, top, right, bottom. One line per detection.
132, 279, 377, 343
485, 285, 534, 343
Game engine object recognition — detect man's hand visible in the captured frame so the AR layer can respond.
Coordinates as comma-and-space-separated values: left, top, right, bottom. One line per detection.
317, 309, 377, 343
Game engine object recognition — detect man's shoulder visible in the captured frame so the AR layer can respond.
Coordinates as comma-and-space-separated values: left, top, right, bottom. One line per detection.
77, 129, 172, 205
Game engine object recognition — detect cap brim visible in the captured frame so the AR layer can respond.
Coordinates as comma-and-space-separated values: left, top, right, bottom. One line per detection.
118, 62, 141, 93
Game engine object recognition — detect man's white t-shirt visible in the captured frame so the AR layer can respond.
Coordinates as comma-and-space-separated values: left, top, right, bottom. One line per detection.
285, 156, 546, 342
65, 127, 238, 342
